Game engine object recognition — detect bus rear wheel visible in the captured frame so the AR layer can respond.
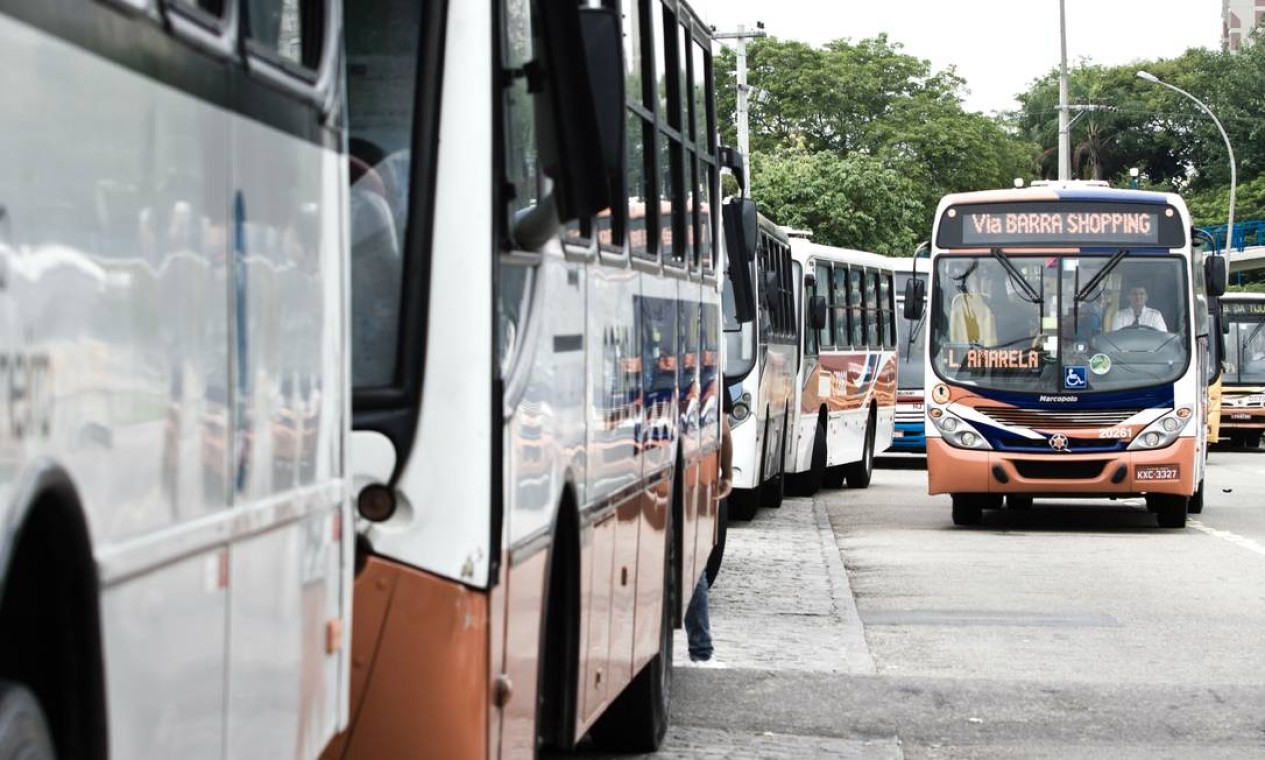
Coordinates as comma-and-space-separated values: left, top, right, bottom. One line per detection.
1187, 480, 1205, 515
843, 411, 876, 489
788, 417, 827, 496
588, 510, 674, 751
0, 681, 55, 760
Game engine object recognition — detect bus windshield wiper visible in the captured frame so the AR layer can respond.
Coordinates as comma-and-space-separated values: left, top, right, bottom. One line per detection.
1075, 248, 1130, 303
990, 248, 1042, 304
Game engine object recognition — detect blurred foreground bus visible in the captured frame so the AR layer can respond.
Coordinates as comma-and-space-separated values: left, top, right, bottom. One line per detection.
915, 183, 1226, 528
1216, 292, 1265, 448
0, 1, 352, 756
891, 249, 929, 452
326, 1, 741, 756
722, 217, 797, 519
784, 238, 897, 495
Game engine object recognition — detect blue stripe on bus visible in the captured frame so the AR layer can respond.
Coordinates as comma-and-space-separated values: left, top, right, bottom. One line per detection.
967, 385, 1175, 410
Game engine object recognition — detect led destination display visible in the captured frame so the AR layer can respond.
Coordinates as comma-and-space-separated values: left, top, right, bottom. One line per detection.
937, 201, 1186, 249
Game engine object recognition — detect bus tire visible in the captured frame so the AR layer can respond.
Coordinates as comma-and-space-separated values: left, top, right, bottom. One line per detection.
761, 413, 788, 509
951, 494, 984, 526
788, 417, 828, 496
705, 498, 727, 588
728, 489, 759, 521
1149, 494, 1188, 528
843, 410, 876, 489
1187, 480, 1205, 515
1247, 432, 1262, 449
588, 509, 674, 751
0, 681, 54, 760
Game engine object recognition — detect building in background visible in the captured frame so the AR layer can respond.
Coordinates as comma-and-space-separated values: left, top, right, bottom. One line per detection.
1224, 0, 1265, 51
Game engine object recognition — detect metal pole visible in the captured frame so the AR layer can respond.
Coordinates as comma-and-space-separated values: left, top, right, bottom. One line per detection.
735, 26, 750, 195
714, 24, 767, 197
1058, 0, 1071, 180
1137, 71, 1237, 252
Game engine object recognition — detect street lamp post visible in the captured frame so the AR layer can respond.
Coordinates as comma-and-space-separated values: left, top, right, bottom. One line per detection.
1137, 70, 1237, 253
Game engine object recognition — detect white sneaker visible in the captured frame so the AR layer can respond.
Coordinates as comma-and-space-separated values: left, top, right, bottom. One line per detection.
690, 657, 727, 669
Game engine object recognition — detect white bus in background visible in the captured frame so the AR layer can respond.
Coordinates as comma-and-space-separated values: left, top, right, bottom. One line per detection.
0, 1, 351, 757
784, 238, 898, 495
723, 216, 799, 519
891, 251, 930, 452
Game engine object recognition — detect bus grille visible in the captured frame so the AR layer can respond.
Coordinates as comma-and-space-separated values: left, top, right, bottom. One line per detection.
895, 407, 924, 423
976, 406, 1139, 430
1012, 459, 1108, 480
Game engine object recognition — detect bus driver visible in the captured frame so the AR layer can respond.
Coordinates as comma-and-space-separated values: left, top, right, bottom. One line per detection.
1110, 284, 1168, 332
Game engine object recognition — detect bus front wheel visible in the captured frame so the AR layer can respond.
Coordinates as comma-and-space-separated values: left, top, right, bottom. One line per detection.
1148, 494, 1188, 529
951, 494, 984, 526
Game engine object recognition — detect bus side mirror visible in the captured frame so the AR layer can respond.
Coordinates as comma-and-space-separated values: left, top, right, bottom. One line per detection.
903, 279, 925, 320
809, 295, 828, 331
722, 197, 758, 264
1206, 254, 1228, 298
723, 198, 758, 324
579, 8, 625, 179
526, 4, 618, 234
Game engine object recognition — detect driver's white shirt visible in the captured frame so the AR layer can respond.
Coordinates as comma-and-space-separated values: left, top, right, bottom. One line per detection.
1110, 306, 1167, 331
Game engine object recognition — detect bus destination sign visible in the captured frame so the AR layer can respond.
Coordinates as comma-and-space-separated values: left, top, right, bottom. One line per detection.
1222, 300, 1265, 316
937, 201, 1186, 249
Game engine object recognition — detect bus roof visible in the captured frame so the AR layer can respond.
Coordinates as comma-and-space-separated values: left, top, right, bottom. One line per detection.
936, 183, 1180, 212
789, 237, 890, 270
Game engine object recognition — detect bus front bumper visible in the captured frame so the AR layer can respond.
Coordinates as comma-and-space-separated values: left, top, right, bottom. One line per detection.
890, 422, 926, 452
927, 437, 1197, 498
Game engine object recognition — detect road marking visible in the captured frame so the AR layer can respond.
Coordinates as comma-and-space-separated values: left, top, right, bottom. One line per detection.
1188, 520, 1265, 558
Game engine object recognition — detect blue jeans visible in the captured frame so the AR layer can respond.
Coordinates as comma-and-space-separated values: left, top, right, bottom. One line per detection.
685, 573, 712, 661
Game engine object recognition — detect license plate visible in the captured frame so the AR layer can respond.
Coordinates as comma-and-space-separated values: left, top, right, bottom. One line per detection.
1135, 464, 1180, 482
1231, 413, 1252, 420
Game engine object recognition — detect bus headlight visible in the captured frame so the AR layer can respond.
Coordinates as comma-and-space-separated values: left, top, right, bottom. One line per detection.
729, 392, 753, 427
934, 414, 992, 450
1128, 409, 1192, 451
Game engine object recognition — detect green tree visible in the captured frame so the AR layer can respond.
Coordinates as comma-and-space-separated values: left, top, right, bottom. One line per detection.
716, 35, 1037, 244
751, 148, 925, 256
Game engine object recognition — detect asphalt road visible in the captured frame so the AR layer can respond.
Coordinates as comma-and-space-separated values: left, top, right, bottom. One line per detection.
649, 449, 1265, 759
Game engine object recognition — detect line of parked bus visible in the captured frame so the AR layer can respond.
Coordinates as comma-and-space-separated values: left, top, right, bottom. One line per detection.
0, 0, 808, 757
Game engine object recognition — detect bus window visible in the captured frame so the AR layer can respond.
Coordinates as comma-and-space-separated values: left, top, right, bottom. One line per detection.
849, 267, 864, 346
867, 271, 880, 347
883, 273, 896, 349
832, 266, 848, 347
817, 263, 833, 347
346, 0, 425, 389
245, 0, 324, 71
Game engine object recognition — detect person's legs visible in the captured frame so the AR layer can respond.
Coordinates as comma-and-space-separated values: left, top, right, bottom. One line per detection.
684, 572, 712, 662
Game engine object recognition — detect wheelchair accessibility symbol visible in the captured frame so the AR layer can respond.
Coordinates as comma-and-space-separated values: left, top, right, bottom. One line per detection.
1064, 365, 1088, 389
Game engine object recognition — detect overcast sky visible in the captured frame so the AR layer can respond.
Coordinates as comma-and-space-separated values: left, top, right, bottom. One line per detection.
693, 0, 1224, 114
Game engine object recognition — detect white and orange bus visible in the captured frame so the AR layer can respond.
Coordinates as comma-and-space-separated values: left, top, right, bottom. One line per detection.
915, 183, 1227, 529
723, 216, 798, 519
1216, 292, 1265, 448
327, 0, 738, 756
785, 238, 898, 494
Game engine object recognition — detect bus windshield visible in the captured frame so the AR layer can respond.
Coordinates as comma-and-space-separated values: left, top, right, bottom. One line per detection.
895, 271, 927, 390
930, 254, 1190, 393
1224, 308, 1265, 386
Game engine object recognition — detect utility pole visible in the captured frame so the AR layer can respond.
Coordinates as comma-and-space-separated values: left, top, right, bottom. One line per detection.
1058, 0, 1071, 180
713, 23, 767, 195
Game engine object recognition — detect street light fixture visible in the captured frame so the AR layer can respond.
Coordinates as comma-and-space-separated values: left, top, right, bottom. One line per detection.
1136, 70, 1237, 254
